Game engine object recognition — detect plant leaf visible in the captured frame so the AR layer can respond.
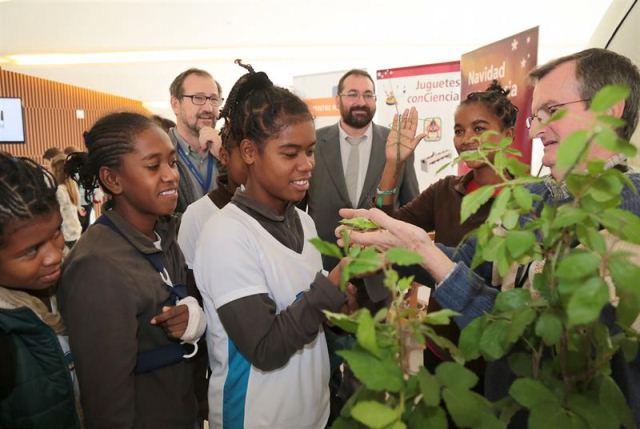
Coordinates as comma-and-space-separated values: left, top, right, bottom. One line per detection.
407, 404, 448, 429
416, 367, 441, 407
443, 387, 496, 428
459, 316, 487, 361
507, 352, 532, 377
351, 401, 398, 428
340, 217, 380, 231
324, 311, 358, 333
480, 319, 510, 360
494, 289, 530, 312
338, 349, 404, 392
599, 375, 636, 429
435, 362, 478, 390
487, 187, 511, 224
505, 230, 536, 260
309, 237, 343, 259
507, 307, 537, 344
385, 247, 423, 266
509, 378, 558, 409
424, 309, 459, 326
599, 208, 640, 245
461, 185, 495, 223
551, 206, 587, 228
556, 130, 589, 173
590, 84, 630, 113
349, 247, 383, 276
535, 310, 563, 346
566, 276, 609, 327
566, 393, 616, 429
356, 310, 380, 358
556, 251, 600, 280
513, 186, 533, 212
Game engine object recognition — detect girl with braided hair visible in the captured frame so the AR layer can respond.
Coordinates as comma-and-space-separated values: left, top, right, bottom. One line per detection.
377, 79, 518, 245
0, 153, 82, 428
193, 63, 356, 428
57, 112, 206, 428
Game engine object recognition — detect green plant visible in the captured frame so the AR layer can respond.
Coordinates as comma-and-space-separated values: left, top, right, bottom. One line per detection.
312, 227, 501, 428
312, 84, 640, 428
455, 84, 640, 428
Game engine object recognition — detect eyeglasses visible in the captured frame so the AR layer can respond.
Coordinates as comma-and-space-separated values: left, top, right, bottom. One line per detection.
339, 92, 377, 102
182, 94, 224, 107
525, 99, 590, 129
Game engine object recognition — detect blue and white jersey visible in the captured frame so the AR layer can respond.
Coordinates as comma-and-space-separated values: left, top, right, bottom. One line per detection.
195, 204, 329, 429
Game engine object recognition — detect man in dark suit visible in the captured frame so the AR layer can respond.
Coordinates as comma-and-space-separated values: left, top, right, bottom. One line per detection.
307, 69, 419, 270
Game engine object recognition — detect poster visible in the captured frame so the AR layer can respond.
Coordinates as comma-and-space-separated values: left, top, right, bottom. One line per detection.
377, 61, 461, 190
293, 70, 350, 129
461, 27, 539, 170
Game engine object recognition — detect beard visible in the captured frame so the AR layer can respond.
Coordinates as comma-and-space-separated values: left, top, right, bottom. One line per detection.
340, 103, 375, 129
184, 112, 217, 136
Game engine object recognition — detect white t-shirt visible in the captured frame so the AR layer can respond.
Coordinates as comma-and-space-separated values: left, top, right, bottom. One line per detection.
177, 194, 219, 269
194, 203, 329, 429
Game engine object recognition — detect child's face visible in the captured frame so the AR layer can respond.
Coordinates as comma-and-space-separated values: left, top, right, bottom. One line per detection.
453, 102, 511, 169
0, 210, 64, 291
246, 119, 315, 214
111, 126, 180, 220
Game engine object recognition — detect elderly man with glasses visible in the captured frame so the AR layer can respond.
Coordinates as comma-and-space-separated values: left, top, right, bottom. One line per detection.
169, 68, 224, 214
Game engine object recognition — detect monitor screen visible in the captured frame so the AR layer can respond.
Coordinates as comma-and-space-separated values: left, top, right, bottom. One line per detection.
0, 97, 26, 144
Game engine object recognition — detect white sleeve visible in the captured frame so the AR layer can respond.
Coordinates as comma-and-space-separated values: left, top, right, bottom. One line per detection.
176, 296, 207, 342
177, 204, 197, 269
194, 213, 269, 309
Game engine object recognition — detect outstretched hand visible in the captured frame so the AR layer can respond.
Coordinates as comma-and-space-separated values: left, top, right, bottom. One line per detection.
336, 208, 455, 283
336, 208, 432, 253
151, 305, 189, 339
386, 107, 427, 164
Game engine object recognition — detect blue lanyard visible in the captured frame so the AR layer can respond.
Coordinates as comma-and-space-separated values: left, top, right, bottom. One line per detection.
176, 143, 214, 193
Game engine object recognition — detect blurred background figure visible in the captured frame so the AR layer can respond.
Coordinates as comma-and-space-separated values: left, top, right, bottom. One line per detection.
50, 154, 82, 252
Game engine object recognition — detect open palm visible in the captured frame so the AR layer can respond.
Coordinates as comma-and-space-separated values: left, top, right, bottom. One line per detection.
386, 107, 427, 163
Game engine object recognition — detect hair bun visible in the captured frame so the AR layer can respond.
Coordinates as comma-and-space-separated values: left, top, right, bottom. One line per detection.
237, 72, 273, 101
485, 79, 510, 97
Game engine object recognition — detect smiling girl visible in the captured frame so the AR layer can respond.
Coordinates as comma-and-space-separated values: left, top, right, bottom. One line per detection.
0, 153, 81, 429
377, 80, 518, 245
193, 67, 354, 429
58, 112, 204, 428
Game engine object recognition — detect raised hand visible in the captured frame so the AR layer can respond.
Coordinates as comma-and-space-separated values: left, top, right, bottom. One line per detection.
386, 107, 427, 164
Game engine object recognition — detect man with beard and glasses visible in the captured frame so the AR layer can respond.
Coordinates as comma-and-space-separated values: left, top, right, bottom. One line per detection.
305, 69, 419, 271
169, 68, 224, 214
302, 68, 419, 425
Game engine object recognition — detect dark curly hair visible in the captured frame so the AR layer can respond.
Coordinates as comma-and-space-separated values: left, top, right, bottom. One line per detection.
65, 112, 158, 200
0, 152, 59, 245
218, 60, 313, 153
462, 80, 518, 130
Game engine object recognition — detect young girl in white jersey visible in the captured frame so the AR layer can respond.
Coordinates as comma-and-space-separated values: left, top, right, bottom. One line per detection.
194, 64, 354, 429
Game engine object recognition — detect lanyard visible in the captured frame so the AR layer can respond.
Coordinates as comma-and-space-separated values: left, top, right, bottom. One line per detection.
95, 215, 187, 303
176, 143, 214, 193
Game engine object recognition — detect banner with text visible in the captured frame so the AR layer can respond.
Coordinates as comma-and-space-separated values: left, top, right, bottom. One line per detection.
293, 70, 350, 129
461, 27, 539, 171
377, 61, 461, 190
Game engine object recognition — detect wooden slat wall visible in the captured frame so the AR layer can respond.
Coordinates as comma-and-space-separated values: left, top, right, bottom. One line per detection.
0, 67, 151, 162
